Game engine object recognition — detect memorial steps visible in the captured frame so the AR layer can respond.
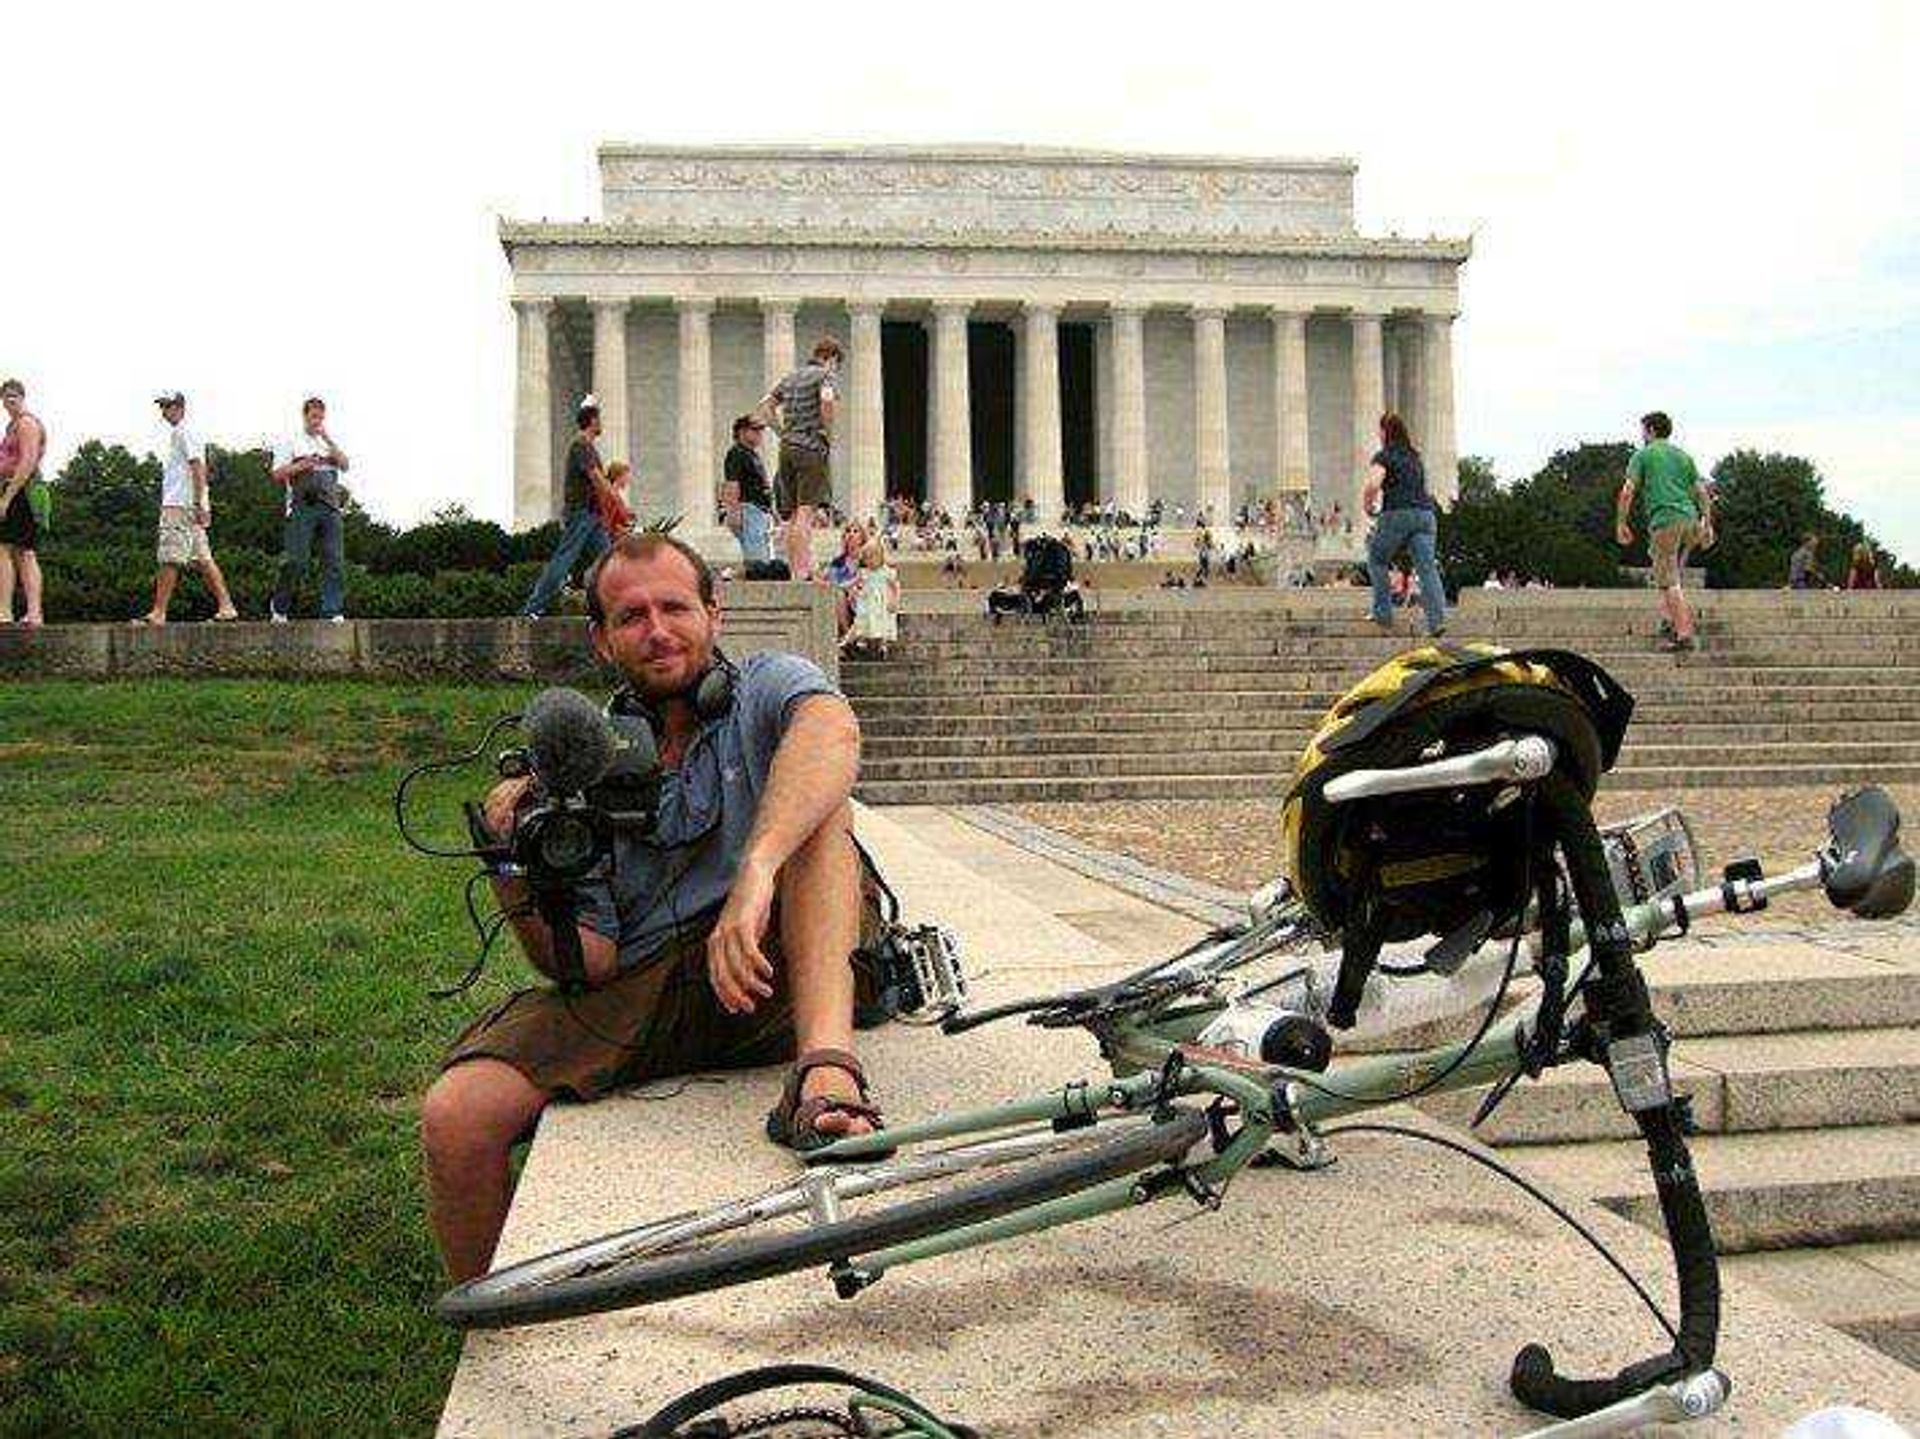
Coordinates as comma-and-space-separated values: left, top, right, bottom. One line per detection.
846, 592, 1920, 804
1400, 942, 1920, 1362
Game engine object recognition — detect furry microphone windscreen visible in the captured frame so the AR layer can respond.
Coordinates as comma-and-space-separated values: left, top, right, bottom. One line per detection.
524, 687, 616, 794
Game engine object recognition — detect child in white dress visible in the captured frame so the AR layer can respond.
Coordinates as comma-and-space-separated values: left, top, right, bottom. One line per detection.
844, 538, 900, 658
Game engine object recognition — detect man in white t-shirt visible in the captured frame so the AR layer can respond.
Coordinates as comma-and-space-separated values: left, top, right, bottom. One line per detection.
137, 391, 238, 625
269, 396, 351, 622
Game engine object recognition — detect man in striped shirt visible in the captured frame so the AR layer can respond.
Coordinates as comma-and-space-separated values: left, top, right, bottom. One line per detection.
756, 336, 842, 581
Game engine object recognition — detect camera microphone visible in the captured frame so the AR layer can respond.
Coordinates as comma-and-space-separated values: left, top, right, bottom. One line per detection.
524, 687, 616, 795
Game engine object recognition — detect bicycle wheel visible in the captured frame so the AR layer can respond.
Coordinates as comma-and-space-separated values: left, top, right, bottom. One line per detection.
438, 1106, 1209, 1329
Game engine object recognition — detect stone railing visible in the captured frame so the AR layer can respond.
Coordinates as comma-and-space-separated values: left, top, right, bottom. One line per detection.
0, 584, 838, 685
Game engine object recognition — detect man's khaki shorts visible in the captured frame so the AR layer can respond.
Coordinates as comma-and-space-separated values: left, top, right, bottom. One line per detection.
442, 892, 884, 1101
1650, 521, 1698, 589
157, 506, 212, 567
776, 443, 832, 518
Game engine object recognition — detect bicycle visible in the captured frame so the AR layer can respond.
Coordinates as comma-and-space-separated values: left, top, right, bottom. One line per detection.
437, 746, 1912, 1437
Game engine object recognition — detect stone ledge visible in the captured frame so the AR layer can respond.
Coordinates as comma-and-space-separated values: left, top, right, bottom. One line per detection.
437, 804, 1920, 1436
0, 586, 837, 685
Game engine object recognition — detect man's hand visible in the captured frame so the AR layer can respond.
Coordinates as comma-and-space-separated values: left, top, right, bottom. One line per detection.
483, 776, 534, 839
1616, 520, 1634, 547
194, 505, 210, 528
706, 855, 778, 1014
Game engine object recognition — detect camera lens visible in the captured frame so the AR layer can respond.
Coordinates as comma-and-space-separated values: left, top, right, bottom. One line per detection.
536, 812, 600, 879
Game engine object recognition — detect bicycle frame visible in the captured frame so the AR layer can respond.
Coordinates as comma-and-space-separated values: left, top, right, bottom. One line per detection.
813, 984, 1528, 1289
811, 848, 1839, 1291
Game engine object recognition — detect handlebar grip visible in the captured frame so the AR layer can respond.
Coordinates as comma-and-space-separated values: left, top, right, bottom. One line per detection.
1509, 1106, 1720, 1419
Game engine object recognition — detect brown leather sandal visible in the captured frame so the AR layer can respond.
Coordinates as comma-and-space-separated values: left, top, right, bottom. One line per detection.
765, 1048, 891, 1159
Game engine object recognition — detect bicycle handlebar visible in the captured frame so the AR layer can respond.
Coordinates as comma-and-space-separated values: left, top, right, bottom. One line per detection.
1510, 1102, 1721, 1416
1509, 775, 1721, 1419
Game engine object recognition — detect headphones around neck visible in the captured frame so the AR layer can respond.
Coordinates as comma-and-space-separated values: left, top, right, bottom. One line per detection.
607, 650, 739, 735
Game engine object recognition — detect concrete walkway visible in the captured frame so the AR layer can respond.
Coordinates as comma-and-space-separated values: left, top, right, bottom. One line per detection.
438, 805, 1918, 1437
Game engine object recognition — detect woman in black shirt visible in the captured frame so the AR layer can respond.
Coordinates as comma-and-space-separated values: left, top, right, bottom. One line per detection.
1361, 412, 1450, 636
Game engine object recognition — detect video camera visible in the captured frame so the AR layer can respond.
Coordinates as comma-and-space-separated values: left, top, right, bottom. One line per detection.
469, 686, 664, 886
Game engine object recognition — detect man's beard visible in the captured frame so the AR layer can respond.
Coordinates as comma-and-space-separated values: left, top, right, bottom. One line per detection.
624, 643, 711, 703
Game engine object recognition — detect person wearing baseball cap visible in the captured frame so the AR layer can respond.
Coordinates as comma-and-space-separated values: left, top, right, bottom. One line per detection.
722, 413, 776, 566
137, 392, 239, 624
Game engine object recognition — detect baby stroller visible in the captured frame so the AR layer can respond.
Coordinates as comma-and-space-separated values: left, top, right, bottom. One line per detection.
986, 533, 1085, 623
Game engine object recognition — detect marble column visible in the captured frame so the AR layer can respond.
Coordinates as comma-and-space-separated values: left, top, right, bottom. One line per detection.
512, 298, 554, 528
1350, 309, 1386, 522
591, 299, 630, 473
1398, 319, 1424, 438
848, 302, 885, 523
675, 298, 714, 525
1382, 323, 1402, 416
760, 300, 796, 472
1111, 303, 1148, 519
1021, 302, 1063, 521
1271, 309, 1310, 494
931, 300, 973, 517
1193, 306, 1230, 523
1422, 312, 1458, 506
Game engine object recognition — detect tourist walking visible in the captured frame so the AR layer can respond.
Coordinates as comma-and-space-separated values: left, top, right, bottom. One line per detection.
521, 399, 614, 618
1788, 533, 1824, 590
269, 397, 352, 623
138, 392, 238, 625
721, 414, 775, 566
0, 378, 47, 625
1616, 411, 1713, 651
1362, 412, 1448, 636
756, 336, 842, 581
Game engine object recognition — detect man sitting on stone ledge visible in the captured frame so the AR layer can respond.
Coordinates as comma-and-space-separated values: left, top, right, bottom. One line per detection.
421, 531, 883, 1283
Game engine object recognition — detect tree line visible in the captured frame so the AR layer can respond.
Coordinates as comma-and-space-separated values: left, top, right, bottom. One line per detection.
1437, 442, 1913, 590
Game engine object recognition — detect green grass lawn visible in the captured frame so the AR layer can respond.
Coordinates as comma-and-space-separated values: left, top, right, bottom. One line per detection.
0, 678, 550, 1437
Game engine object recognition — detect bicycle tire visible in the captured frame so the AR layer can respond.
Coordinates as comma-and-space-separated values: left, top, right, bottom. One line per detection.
438, 1106, 1209, 1330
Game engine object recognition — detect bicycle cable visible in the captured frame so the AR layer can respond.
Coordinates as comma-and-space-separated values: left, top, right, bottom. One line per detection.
395, 712, 523, 859
1317, 1119, 1678, 1344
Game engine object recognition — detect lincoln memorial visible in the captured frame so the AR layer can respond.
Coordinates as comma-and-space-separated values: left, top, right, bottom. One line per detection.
501, 144, 1468, 549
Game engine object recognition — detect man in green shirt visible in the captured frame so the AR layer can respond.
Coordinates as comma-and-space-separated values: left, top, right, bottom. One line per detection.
1617, 410, 1715, 652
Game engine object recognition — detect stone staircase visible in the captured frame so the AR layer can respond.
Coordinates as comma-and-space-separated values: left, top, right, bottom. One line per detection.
1414, 931, 1920, 1366
847, 591, 1920, 804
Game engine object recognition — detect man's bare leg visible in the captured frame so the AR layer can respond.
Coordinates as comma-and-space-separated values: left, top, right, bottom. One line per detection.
145, 566, 179, 623
786, 504, 815, 581
16, 549, 41, 624
1664, 585, 1695, 641
198, 555, 238, 617
777, 800, 870, 1137
0, 546, 14, 620
421, 1058, 551, 1282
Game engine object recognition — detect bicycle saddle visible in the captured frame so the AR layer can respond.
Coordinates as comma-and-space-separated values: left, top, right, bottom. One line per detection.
1821, 786, 1915, 918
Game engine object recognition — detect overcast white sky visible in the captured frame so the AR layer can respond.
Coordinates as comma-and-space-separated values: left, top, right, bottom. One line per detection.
6, 2, 1917, 554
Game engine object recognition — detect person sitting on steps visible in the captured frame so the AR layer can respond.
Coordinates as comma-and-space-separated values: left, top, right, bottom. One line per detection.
422, 531, 884, 1283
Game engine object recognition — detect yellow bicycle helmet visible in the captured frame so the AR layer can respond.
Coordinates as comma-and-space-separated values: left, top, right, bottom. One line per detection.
1282, 643, 1632, 1022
